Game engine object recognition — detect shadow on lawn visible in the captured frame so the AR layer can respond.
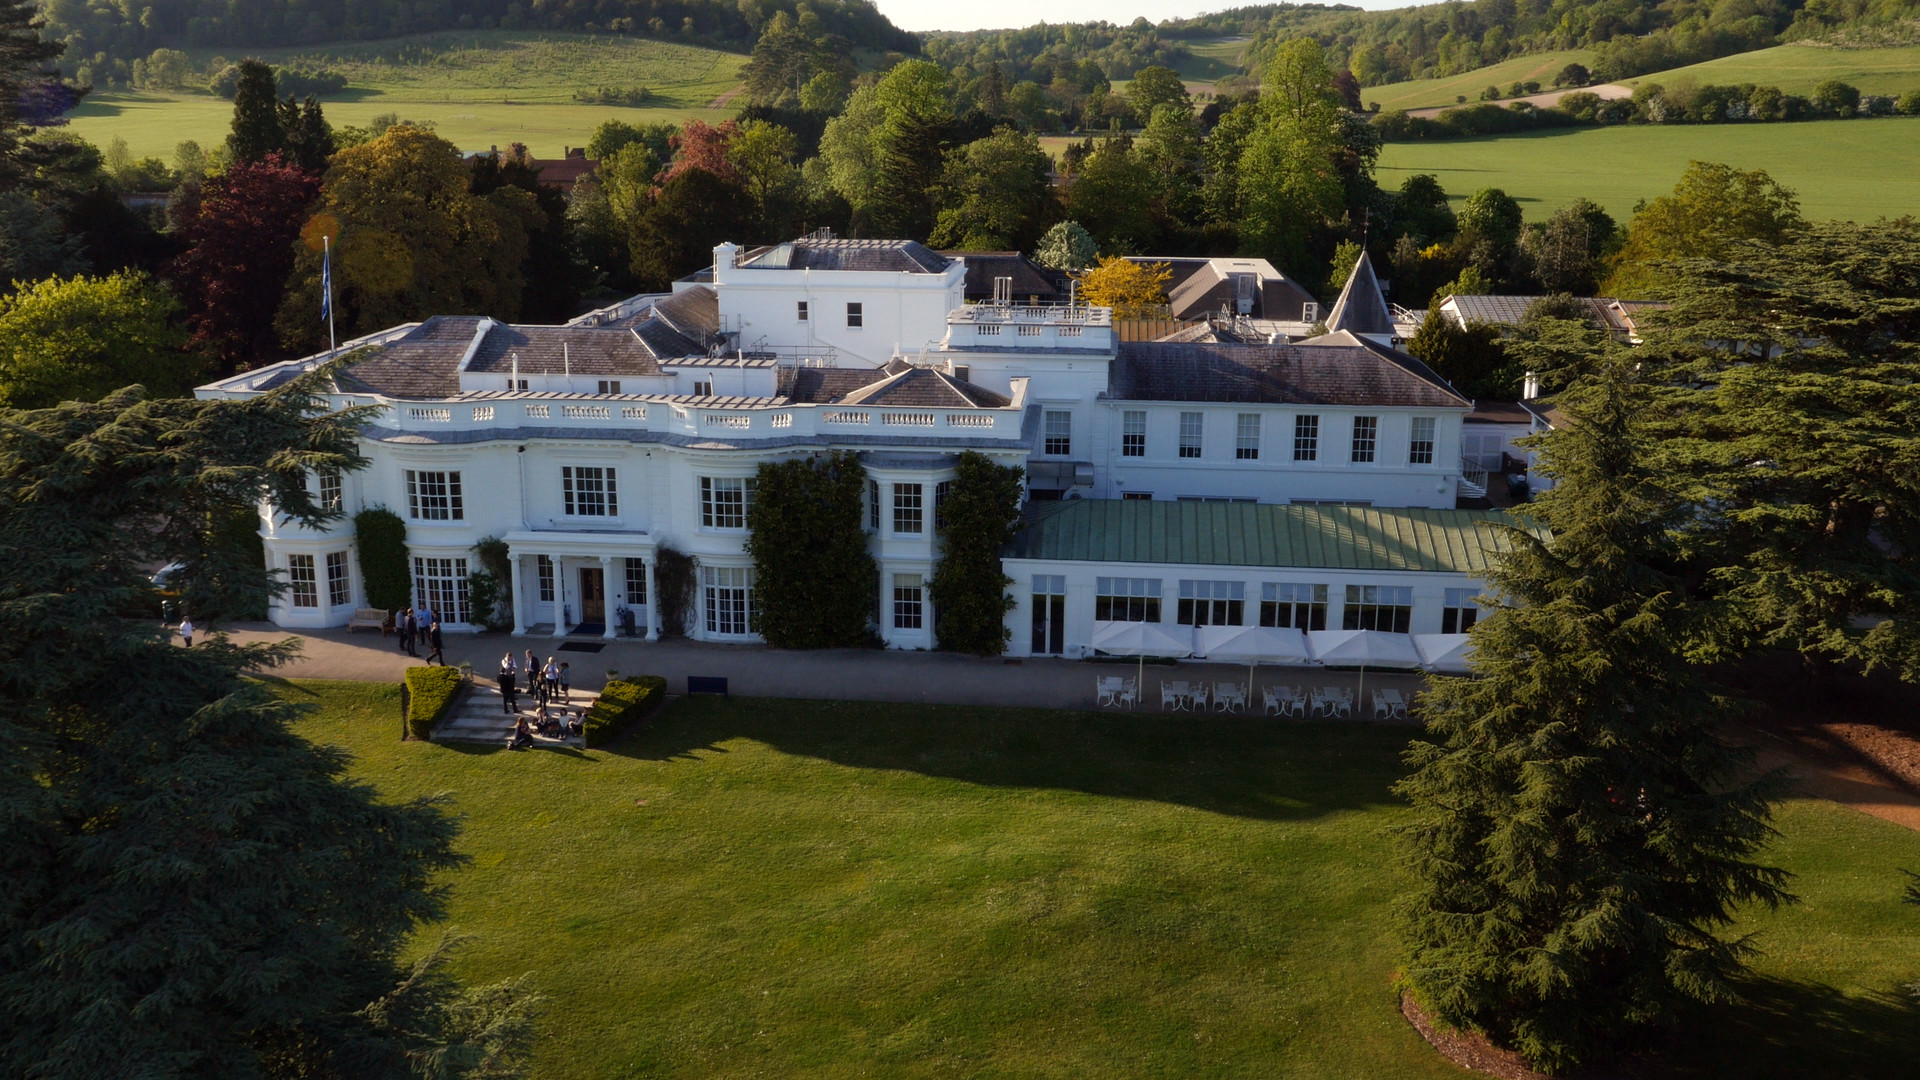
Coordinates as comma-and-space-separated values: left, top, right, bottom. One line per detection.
609, 696, 1416, 821
1615, 976, 1920, 1080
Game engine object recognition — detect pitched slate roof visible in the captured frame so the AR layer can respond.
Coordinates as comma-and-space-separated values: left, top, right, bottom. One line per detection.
1325, 249, 1394, 336
1006, 499, 1535, 574
737, 238, 951, 274
333, 316, 485, 399
944, 251, 1065, 303
332, 313, 692, 399
1440, 295, 1667, 335
777, 360, 1011, 407
1164, 258, 1318, 322
1112, 337, 1469, 408
465, 324, 665, 377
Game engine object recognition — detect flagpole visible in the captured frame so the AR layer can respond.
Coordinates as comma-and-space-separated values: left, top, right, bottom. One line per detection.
323, 234, 337, 358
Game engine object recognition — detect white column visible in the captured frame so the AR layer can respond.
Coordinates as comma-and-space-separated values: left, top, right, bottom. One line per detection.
643, 556, 659, 641
551, 554, 568, 638
509, 552, 527, 636
600, 555, 617, 639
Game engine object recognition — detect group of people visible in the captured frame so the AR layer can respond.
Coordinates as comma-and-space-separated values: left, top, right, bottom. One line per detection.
499, 651, 579, 750
393, 606, 446, 665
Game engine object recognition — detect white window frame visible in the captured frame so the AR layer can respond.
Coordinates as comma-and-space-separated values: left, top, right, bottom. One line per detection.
1443, 587, 1481, 633
1235, 413, 1261, 460
317, 467, 342, 512
625, 558, 648, 605
892, 574, 925, 630
1293, 415, 1319, 462
846, 302, 863, 328
1043, 410, 1072, 456
1095, 576, 1162, 622
1410, 416, 1437, 465
1122, 409, 1146, 457
597, 379, 622, 395
404, 469, 463, 521
892, 483, 923, 535
1343, 584, 1412, 632
1178, 411, 1203, 458
1177, 579, 1245, 626
702, 565, 753, 636
796, 300, 809, 322
412, 556, 471, 624
288, 553, 318, 609
1351, 416, 1379, 464
537, 554, 554, 602
562, 465, 618, 518
1260, 582, 1327, 629
325, 551, 352, 608
700, 476, 755, 530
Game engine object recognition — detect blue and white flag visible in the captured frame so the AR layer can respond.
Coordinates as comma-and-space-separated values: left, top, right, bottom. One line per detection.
320, 240, 333, 324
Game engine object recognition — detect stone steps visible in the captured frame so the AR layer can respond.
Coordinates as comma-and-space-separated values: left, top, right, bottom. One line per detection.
432, 681, 599, 748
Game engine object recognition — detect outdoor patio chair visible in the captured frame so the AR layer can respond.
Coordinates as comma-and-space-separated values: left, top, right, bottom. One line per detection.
1117, 678, 1138, 710
1096, 676, 1124, 708
1164, 680, 1193, 711
1213, 682, 1245, 713
1264, 685, 1303, 717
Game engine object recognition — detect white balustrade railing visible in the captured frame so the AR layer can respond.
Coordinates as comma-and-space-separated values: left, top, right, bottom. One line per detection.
704, 413, 751, 429
408, 407, 452, 422
471, 406, 495, 422
822, 410, 870, 426
881, 411, 936, 427
375, 399, 1015, 439
525, 404, 550, 418
563, 404, 611, 420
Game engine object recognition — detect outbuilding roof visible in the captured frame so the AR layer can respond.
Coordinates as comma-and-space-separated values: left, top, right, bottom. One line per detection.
1112, 335, 1468, 408
1006, 499, 1535, 574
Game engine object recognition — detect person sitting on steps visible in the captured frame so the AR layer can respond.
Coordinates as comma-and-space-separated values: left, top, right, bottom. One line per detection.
507, 715, 534, 751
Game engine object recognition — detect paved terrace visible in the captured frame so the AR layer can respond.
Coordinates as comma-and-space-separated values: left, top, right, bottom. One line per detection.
213, 624, 1432, 717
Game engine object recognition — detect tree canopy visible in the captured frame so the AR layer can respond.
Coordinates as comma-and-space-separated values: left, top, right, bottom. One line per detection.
0, 271, 202, 408
1604, 161, 1803, 298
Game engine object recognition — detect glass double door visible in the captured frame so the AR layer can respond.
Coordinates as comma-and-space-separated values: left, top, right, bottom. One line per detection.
1031, 575, 1065, 655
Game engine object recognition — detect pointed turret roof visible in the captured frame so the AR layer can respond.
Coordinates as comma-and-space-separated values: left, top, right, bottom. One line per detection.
1324, 249, 1394, 337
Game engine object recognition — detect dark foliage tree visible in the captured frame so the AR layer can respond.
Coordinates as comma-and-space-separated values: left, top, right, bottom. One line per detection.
929, 451, 1023, 656
745, 451, 876, 648
929, 126, 1057, 251
627, 166, 753, 292
0, 270, 203, 408
1396, 357, 1792, 1073
1521, 197, 1616, 295
1604, 161, 1802, 298
227, 59, 284, 163
169, 153, 321, 372
1391, 173, 1456, 247
468, 152, 585, 324
284, 94, 337, 173
0, 0, 66, 192
1403, 304, 1517, 399
354, 505, 412, 612
1638, 220, 1920, 682
0, 381, 540, 1078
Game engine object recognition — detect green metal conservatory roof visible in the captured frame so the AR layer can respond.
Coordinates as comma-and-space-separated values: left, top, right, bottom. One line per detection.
1005, 499, 1536, 574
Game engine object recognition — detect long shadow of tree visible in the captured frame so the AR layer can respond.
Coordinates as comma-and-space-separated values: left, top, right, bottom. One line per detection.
1592, 977, 1920, 1079
608, 695, 1420, 822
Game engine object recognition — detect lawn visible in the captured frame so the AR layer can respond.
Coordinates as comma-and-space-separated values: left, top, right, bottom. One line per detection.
282, 678, 1920, 1079
1376, 116, 1920, 223
1360, 51, 1599, 113
62, 31, 748, 159
1623, 42, 1920, 98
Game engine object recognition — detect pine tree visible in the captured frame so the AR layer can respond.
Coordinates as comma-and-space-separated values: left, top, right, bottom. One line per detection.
1395, 357, 1793, 1073
286, 94, 336, 173
0, 0, 66, 191
0, 381, 540, 1077
227, 59, 285, 163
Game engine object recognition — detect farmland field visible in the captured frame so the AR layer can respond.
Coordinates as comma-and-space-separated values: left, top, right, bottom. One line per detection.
1622, 41, 1920, 97
279, 678, 1920, 1080
1377, 116, 1920, 222
62, 31, 747, 159
1360, 50, 1599, 112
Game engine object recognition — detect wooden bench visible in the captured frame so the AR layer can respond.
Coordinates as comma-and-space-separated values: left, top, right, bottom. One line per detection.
347, 608, 390, 634
686, 676, 729, 699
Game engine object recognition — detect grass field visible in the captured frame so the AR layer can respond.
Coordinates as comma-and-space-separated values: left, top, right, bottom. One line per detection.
63, 31, 747, 159
1377, 116, 1920, 222
1360, 51, 1599, 112
281, 678, 1920, 1079
1623, 42, 1920, 97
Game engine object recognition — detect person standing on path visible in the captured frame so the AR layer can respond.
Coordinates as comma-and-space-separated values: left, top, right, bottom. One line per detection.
523, 650, 538, 698
498, 652, 518, 712
393, 609, 409, 652
402, 610, 418, 657
557, 661, 571, 704
178, 616, 194, 648
425, 621, 445, 666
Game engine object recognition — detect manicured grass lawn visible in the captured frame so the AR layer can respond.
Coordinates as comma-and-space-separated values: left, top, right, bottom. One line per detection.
64, 31, 747, 159
281, 678, 1920, 1078
1376, 116, 1920, 223
1360, 51, 1599, 113
1622, 42, 1920, 98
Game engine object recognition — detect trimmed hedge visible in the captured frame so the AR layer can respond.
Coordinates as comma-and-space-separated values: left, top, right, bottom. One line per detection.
405, 665, 465, 739
584, 675, 666, 748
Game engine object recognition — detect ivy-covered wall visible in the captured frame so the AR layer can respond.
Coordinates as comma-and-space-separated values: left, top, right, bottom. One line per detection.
929, 452, 1025, 655
353, 506, 410, 611
746, 451, 876, 648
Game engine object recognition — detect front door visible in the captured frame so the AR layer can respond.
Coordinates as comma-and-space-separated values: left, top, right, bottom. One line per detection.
579, 567, 605, 624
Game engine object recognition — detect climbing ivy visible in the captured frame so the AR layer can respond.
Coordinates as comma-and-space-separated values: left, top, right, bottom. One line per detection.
353, 506, 410, 611
654, 545, 697, 638
746, 451, 876, 648
929, 451, 1024, 655
467, 536, 512, 630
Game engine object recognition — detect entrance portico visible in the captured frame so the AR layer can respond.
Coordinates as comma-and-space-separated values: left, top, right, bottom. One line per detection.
502, 529, 658, 640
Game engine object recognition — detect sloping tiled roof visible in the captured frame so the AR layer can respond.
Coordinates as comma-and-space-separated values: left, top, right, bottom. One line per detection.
777, 361, 1010, 407
1006, 499, 1536, 574
1441, 295, 1666, 333
1112, 337, 1469, 408
777, 366, 892, 403
1325, 249, 1394, 336
1165, 258, 1317, 322
332, 316, 680, 399
465, 325, 664, 377
333, 316, 485, 399
738, 239, 951, 274
945, 251, 1064, 303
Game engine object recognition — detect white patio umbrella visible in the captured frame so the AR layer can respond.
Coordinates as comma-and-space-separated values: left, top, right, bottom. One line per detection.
1196, 624, 1314, 692
1412, 632, 1475, 675
1307, 629, 1424, 712
1091, 620, 1194, 689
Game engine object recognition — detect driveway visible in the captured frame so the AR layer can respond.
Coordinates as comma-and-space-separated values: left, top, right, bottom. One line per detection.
1404, 82, 1632, 119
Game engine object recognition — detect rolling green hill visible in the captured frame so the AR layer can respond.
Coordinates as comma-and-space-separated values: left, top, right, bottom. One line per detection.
1360, 51, 1600, 112
62, 31, 747, 159
1619, 41, 1920, 96
1375, 117, 1920, 224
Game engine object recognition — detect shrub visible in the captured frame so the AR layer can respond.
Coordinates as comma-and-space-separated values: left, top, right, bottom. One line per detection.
583, 675, 666, 747
404, 665, 464, 739
745, 452, 875, 648
355, 506, 411, 612
1900, 90, 1920, 115
929, 451, 1024, 655
1553, 62, 1589, 88
1480, 85, 1502, 101
1811, 78, 1861, 116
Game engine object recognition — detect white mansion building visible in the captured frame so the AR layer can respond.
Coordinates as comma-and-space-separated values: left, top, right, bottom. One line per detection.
198, 237, 1519, 657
